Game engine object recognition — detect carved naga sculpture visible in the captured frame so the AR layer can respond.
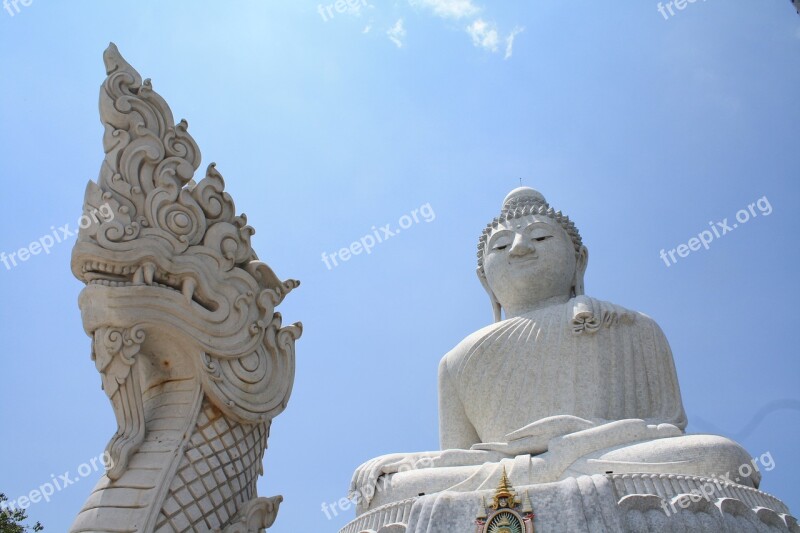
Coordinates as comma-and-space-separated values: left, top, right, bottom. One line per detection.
69, 44, 301, 532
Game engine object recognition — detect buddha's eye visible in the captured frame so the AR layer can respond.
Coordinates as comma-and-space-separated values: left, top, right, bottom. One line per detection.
489, 231, 513, 252
533, 235, 552, 242
490, 237, 512, 251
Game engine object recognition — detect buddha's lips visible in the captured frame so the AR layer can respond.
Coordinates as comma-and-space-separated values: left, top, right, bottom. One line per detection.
508, 255, 538, 264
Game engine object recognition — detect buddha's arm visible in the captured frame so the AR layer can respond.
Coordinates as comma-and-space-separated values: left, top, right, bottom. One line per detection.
438, 355, 480, 450
349, 357, 503, 505
471, 415, 597, 455
472, 416, 683, 456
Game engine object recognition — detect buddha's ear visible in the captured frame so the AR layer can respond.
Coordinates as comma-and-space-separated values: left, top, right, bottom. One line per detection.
477, 268, 503, 322
573, 245, 589, 297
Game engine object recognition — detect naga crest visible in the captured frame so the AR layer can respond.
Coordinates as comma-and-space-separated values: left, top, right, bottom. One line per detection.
69, 43, 300, 532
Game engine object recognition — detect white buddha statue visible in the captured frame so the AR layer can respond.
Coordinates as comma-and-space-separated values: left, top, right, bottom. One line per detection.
349, 187, 757, 513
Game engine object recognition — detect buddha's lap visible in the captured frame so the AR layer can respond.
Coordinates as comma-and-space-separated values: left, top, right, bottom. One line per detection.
364, 434, 756, 511
568, 434, 757, 485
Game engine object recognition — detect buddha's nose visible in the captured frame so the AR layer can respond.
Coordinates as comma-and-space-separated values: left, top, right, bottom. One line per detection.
509, 234, 535, 257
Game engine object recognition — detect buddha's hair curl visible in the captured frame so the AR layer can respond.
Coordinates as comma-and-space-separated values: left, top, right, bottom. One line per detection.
476, 196, 583, 277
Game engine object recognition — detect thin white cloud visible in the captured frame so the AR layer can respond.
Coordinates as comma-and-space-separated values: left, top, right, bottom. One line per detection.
363, 24, 372, 34
504, 26, 524, 60
466, 18, 499, 52
406, 1, 522, 59
387, 19, 406, 48
410, 0, 480, 19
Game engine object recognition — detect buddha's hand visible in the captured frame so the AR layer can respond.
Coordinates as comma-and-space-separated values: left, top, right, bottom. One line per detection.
349, 452, 441, 505
470, 415, 595, 456
349, 449, 506, 506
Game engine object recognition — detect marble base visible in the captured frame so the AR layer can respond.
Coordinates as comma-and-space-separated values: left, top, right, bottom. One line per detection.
340, 473, 797, 533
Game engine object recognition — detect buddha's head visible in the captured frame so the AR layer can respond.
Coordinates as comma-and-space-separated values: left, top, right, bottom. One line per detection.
477, 187, 588, 322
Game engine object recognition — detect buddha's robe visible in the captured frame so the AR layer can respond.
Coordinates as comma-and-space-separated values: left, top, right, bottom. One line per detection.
440, 295, 685, 447
362, 297, 754, 512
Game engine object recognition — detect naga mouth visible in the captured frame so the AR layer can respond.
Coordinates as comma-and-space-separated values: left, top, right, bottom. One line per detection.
82, 261, 217, 311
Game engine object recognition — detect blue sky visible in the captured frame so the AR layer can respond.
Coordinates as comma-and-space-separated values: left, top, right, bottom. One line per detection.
1, 1, 799, 531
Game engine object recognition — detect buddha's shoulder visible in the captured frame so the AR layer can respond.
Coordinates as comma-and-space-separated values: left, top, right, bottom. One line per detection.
571, 297, 676, 353
440, 317, 528, 372
440, 319, 506, 367
571, 295, 666, 332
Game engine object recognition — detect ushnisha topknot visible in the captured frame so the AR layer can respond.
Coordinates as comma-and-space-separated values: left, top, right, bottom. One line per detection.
476, 187, 584, 277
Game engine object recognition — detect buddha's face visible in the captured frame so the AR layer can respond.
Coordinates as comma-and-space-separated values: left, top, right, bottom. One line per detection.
483, 215, 583, 314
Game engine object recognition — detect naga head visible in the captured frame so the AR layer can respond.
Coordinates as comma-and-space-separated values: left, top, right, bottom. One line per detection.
71, 44, 301, 483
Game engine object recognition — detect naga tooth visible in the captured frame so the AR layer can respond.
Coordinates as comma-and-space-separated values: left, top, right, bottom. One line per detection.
182, 278, 196, 302
133, 266, 144, 285
143, 263, 156, 285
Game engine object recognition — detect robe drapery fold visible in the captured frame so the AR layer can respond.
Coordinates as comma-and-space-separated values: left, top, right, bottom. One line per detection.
442, 297, 687, 445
